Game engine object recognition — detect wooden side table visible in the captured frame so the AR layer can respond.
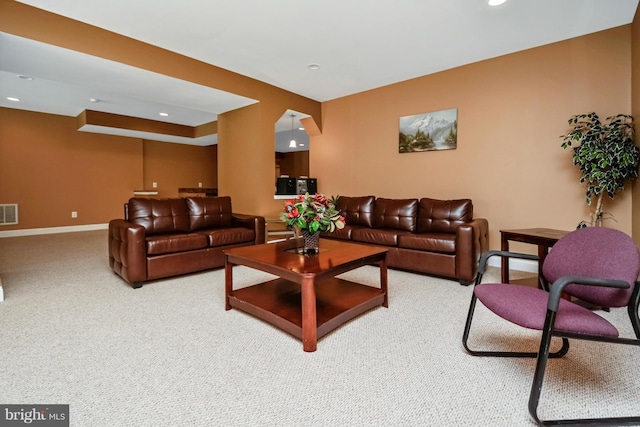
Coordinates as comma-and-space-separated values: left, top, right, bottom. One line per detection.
264, 217, 295, 242
500, 228, 570, 288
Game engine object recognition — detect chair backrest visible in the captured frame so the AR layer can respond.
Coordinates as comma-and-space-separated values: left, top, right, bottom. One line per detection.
542, 227, 640, 308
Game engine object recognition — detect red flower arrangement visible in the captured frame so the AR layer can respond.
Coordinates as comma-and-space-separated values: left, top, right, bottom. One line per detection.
280, 193, 345, 233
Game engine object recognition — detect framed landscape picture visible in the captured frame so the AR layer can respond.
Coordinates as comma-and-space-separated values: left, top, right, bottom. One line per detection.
399, 108, 457, 153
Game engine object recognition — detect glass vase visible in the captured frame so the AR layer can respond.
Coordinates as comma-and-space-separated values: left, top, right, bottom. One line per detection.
302, 230, 320, 255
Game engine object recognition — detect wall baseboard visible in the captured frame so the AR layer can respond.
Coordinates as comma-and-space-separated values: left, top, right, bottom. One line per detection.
0, 223, 108, 238
486, 256, 538, 274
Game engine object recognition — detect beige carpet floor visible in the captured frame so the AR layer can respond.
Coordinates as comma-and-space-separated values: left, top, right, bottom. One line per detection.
0, 230, 638, 426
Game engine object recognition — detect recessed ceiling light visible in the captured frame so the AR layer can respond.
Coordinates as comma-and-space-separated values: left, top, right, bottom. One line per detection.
159, 112, 169, 117
307, 63, 321, 71
89, 98, 100, 103
6, 97, 20, 102
17, 75, 34, 81
488, 0, 507, 6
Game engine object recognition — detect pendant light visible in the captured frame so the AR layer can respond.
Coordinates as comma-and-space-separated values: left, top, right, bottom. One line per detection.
289, 113, 297, 148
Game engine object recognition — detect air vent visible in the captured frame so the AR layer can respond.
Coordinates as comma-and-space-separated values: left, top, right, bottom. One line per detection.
0, 204, 18, 225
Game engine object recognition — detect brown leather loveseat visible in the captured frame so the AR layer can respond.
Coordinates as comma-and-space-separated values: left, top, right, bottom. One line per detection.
322, 196, 489, 285
109, 196, 265, 288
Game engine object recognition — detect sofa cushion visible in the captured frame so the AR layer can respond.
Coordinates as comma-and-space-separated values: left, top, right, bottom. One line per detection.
338, 196, 375, 228
398, 232, 456, 254
373, 198, 418, 231
146, 233, 208, 255
352, 228, 411, 246
128, 198, 190, 236
197, 227, 256, 247
186, 196, 233, 231
417, 198, 473, 234
323, 224, 356, 240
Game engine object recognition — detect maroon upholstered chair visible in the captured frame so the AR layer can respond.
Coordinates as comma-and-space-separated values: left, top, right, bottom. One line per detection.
462, 227, 640, 426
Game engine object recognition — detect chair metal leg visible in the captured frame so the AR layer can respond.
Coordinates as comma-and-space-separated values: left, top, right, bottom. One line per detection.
528, 310, 556, 425
628, 283, 640, 339
528, 310, 640, 426
462, 291, 480, 353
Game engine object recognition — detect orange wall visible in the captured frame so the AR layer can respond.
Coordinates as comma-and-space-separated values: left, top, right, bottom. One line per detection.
142, 140, 217, 198
311, 26, 633, 251
1, 22, 638, 246
219, 102, 301, 216
0, 108, 218, 230
0, 0, 323, 222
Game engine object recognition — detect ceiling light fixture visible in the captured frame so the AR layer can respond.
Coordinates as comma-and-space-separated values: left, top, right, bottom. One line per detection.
6, 97, 20, 102
159, 112, 169, 117
488, 0, 507, 6
89, 98, 100, 103
307, 63, 320, 71
18, 75, 34, 81
289, 113, 297, 148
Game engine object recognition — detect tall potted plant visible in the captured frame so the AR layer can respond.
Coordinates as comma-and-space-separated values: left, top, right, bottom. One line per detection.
560, 112, 639, 227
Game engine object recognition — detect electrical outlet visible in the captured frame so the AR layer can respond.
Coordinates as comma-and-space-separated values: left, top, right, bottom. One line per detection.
152, 182, 157, 188
198, 182, 202, 188
71, 211, 78, 218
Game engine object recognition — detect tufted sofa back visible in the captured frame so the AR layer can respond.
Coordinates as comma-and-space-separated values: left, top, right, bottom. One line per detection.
373, 198, 418, 231
126, 196, 233, 235
186, 196, 233, 231
417, 198, 473, 234
337, 196, 375, 228
127, 198, 190, 235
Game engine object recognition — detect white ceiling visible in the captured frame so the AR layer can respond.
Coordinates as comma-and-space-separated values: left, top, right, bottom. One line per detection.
1, 0, 638, 149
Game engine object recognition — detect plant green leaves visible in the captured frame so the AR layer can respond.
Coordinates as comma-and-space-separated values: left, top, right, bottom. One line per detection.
279, 193, 345, 233
560, 112, 639, 223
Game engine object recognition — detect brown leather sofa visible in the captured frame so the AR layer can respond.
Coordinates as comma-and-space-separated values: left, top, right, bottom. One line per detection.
109, 196, 265, 288
322, 196, 489, 285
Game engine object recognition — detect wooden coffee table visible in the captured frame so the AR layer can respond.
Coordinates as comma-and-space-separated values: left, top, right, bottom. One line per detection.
224, 238, 388, 352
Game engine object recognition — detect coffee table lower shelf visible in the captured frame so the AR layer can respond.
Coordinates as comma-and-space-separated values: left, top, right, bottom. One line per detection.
228, 277, 385, 343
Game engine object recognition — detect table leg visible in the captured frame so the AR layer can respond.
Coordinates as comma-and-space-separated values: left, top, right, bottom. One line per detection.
225, 258, 233, 311
501, 234, 510, 284
301, 276, 317, 352
380, 258, 388, 308
537, 245, 548, 290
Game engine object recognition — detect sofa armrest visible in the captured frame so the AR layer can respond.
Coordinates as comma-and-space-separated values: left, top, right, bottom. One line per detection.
108, 219, 147, 286
455, 218, 489, 283
232, 213, 266, 245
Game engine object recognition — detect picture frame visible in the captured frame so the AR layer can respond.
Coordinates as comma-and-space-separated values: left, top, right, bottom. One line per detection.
399, 108, 457, 153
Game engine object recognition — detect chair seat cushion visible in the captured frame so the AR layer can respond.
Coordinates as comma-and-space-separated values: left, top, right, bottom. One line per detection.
474, 284, 619, 337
